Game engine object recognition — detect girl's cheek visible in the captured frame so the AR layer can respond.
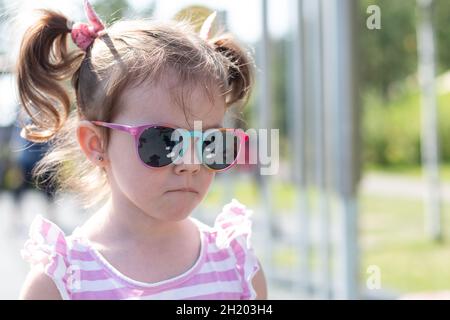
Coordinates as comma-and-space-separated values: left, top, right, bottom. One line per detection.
202, 171, 215, 190
108, 133, 132, 160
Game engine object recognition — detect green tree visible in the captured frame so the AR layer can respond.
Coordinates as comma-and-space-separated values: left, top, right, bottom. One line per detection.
93, 0, 130, 23
434, 0, 450, 73
93, 0, 156, 22
359, 0, 417, 100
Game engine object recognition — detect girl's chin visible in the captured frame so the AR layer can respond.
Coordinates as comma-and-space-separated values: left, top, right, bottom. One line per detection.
157, 198, 199, 219
163, 192, 201, 207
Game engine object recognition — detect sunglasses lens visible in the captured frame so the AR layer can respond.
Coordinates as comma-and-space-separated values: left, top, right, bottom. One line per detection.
202, 129, 240, 171
138, 127, 180, 167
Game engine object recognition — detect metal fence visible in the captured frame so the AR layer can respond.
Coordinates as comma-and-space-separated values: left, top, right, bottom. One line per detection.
255, 0, 360, 299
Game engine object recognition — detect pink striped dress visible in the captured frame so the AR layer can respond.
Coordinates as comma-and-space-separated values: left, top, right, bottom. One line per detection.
21, 199, 260, 300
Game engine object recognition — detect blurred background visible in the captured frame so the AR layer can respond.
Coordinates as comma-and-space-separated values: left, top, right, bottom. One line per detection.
1, 0, 450, 299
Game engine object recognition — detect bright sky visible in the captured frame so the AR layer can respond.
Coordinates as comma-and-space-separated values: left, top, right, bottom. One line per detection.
6, 0, 291, 42
135, 0, 291, 43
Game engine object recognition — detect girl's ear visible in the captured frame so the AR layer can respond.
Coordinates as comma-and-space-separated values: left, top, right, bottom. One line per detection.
76, 121, 108, 167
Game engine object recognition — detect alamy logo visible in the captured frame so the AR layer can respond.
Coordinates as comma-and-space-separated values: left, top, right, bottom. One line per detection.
367, 5, 381, 30
366, 265, 382, 290
170, 121, 280, 176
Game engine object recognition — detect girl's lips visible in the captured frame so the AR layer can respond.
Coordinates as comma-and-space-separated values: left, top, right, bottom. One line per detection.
166, 187, 198, 193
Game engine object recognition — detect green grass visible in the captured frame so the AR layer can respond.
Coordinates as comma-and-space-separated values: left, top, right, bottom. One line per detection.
362, 84, 450, 169
360, 194, 450, 293
359, 76, 450, 293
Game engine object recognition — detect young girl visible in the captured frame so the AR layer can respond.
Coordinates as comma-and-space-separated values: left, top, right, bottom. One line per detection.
17, 1, 267, 300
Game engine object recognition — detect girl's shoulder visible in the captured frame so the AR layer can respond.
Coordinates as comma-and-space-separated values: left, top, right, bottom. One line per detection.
21, 214, 100, 299
193, 199, 261, 299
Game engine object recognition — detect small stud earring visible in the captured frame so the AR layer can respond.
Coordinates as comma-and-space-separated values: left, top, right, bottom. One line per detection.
98, 155, 104, 162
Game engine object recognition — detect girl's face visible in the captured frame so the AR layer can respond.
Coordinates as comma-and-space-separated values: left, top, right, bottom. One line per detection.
103, 73, 226, 222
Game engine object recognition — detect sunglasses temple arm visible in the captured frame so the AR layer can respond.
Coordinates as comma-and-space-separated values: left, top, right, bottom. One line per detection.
92, 121, 139, 136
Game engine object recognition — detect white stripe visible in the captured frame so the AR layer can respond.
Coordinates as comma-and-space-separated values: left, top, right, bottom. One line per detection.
77, 279, 125, 292
73, 260, 104, 271
45, 224, 62, 246
46, 257, 70, 300
126, 279, 243, 300
69, 242, 91, 252
199, 256, 237, 273
243, 248, 259, 280
51, 277, 70, 300
204, 243, 232, 254
242, 249, 259, 299
52, 256, 67, 279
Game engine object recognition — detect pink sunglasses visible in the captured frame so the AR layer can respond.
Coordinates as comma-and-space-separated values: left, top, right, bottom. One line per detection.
90, 121, 249, 172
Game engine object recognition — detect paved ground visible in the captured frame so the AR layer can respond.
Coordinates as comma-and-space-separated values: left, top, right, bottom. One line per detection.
360, 173, 450, 200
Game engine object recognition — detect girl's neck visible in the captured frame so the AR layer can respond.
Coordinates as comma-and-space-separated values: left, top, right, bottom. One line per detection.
87, 196, 190, 248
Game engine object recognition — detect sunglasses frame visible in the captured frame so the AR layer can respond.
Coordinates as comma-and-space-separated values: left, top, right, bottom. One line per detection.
90, 121, 249, 172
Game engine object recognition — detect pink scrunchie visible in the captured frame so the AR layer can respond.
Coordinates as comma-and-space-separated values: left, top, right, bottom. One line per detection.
70, 0, 105, 51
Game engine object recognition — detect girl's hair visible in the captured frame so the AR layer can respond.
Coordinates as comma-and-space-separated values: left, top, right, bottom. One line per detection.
15, 9, 255, 210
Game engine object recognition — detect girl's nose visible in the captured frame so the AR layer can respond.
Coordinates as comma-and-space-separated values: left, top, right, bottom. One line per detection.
173, 137, 201, 175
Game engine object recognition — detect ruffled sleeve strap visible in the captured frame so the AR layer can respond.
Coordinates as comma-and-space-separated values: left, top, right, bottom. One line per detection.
214, 199, 261, 300
21, 215, 72, 299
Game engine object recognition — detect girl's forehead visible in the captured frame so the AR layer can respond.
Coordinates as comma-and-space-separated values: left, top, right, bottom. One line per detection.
115, 77, 226, 128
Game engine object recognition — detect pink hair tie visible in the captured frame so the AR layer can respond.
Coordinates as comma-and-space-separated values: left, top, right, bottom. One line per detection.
70, 0, 105, 51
